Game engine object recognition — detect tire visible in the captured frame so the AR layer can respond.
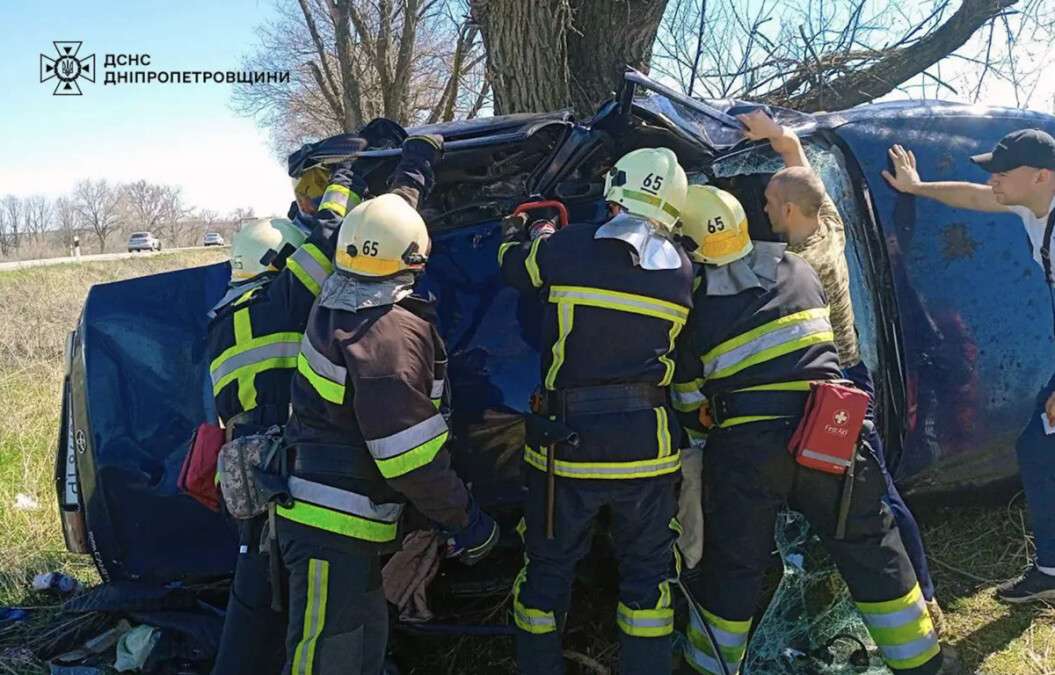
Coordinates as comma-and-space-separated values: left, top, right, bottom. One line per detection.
128, 249, 133, 253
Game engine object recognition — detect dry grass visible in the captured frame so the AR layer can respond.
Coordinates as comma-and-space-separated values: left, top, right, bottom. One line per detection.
0, 249, 1053, 673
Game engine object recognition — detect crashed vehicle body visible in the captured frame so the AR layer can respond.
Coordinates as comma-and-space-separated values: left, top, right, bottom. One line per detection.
56, 72, 1055, 588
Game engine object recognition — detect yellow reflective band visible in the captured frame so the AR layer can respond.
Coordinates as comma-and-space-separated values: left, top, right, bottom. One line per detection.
616, 602, 674, 637
621, 188, 681, 219
856, 584, 923, 615
717, 415, 787, 429
701, 607, 752, 635
277, 500, 399, 542
234, 288, 259, 305
334, 248, 404, 276
658, 320, 681, 386
525, 236, 545, 288
209, 332, 303, 386
233, 308, 252, 344
692, 275, 703, 292
549, 285, 689, 324
497, 241, 517, 266
513, 537, 557, 634
544, 301, 574, 390
735, 380, 814, 392
708, 332, 835, 381
288, 243, 333, 297
319, 184, 356, 218
703, 308, 828, 363
655, 407, 672, 458
687, 623, 747, 671
883, 642, 941, 671
373, 431, 448, 479
292, 558, 329, 675
297, 353, 346, 404
523, 445, 681, 479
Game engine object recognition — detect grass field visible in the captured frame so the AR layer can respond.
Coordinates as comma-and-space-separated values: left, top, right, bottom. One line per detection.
0, 250, 1053, 673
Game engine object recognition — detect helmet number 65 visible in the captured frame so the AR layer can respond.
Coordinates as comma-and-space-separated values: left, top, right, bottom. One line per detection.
707, 217, 725, 234
642, 173, 664, 191
362, 240, 380, 256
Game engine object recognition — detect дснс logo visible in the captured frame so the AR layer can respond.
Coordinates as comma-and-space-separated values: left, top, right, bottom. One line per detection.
40, 41, 95, 95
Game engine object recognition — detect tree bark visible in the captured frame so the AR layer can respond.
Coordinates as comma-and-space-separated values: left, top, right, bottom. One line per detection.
473, 0, 669, 116
769, 0, 1017, 112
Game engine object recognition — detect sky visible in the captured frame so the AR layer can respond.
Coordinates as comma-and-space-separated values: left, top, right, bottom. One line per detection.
0, 1, 1052, 219
0, 0, 292, 217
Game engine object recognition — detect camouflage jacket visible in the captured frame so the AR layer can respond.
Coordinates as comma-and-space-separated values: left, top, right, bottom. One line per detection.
788, 196, 860, 367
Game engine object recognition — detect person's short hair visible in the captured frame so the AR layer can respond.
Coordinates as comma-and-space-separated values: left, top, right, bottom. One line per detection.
769, 167, 826, 218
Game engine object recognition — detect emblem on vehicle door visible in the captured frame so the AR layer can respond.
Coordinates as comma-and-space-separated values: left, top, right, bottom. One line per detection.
75, 429, 87, 454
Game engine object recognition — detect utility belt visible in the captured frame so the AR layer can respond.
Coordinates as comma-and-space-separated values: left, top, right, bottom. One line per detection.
535, 383, 669, 417
708, 388, 812, 428
225, 404, 288, 442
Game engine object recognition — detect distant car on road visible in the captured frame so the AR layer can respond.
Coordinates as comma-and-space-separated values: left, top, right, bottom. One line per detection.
202, 232, 224, 247
127, 232, 161, 253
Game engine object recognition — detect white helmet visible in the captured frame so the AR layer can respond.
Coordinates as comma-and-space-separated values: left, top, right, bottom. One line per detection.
230, 217, 308, 281
679, 185, 752, 265
334, 194, 429, 278
603, 147, 688, 231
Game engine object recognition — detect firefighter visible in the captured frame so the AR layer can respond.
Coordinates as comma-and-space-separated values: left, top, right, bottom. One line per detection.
278, 136, 500, 674
208, 133, 439, 675
498, 147, 694, 675
207, 210, 345, 675
674, 187, 948, 675
736, 109, 944, 631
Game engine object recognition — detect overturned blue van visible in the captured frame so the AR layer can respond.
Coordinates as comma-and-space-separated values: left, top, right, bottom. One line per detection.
55, 72, 1055, 591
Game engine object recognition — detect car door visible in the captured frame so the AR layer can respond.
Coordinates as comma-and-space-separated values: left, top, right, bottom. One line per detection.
830, 104, 1055, 493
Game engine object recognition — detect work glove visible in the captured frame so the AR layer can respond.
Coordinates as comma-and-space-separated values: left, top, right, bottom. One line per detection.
402, 134, 445, 167
444, 496, 499, 566
528, 219, 557, 241
358, 118, 408, 149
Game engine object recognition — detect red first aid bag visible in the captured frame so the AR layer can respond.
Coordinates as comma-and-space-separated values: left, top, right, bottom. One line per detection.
788, 381, 870, 475
178, 422, 225, 511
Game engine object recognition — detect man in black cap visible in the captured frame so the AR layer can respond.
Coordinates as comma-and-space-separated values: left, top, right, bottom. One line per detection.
884, 128, 1055, 603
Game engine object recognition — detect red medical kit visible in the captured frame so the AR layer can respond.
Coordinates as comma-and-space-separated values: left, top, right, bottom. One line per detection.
178, 422, 225, 511
788, 381, 869, 475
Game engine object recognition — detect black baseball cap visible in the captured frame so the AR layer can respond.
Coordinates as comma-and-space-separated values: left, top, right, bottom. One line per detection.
970, 129, 1055, 172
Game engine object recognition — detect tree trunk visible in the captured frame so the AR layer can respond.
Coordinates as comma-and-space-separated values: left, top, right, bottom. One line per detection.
471, 0, 668, 117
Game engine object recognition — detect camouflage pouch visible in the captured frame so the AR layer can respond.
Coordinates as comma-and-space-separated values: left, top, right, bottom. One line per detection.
217, 426, 291, 520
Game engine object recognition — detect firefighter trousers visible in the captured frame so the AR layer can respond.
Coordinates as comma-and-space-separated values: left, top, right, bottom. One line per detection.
514, 469, 679, 675
212, 516, 287, 675
279, 533, 388, 675
844, 361, 935, 601
687, 425, 943, 675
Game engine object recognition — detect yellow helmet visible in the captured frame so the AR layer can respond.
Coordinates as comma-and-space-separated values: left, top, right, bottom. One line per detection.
334, 194, 429, 278
230, 218, 308, 280
679, 185, 752, 265
292, 166, 331, 205
603, 147, 688, 231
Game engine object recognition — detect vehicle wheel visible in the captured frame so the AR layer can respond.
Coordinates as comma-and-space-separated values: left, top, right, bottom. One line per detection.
128, 249, 133, 253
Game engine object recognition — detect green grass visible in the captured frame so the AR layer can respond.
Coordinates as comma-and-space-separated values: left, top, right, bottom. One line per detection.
0, 248, 1053, 673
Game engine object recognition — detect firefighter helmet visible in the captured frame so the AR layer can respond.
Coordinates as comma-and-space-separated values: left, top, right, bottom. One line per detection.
334, 194, 429, 278
679, 185, 752, 265
603, 147, 688, 231
230, 217, 308, 280
292, 165, 331, 207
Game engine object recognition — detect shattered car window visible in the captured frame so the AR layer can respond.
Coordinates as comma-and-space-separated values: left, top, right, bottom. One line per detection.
745, 511, 891, 674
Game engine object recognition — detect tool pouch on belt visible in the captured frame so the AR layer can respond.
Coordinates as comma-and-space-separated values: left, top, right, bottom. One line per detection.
788, 381, 870, 475
218, 426, 292, 520
178, 422, 225, 512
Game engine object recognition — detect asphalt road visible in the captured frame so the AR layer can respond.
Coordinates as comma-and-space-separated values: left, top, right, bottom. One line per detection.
0, 246, 227, 272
